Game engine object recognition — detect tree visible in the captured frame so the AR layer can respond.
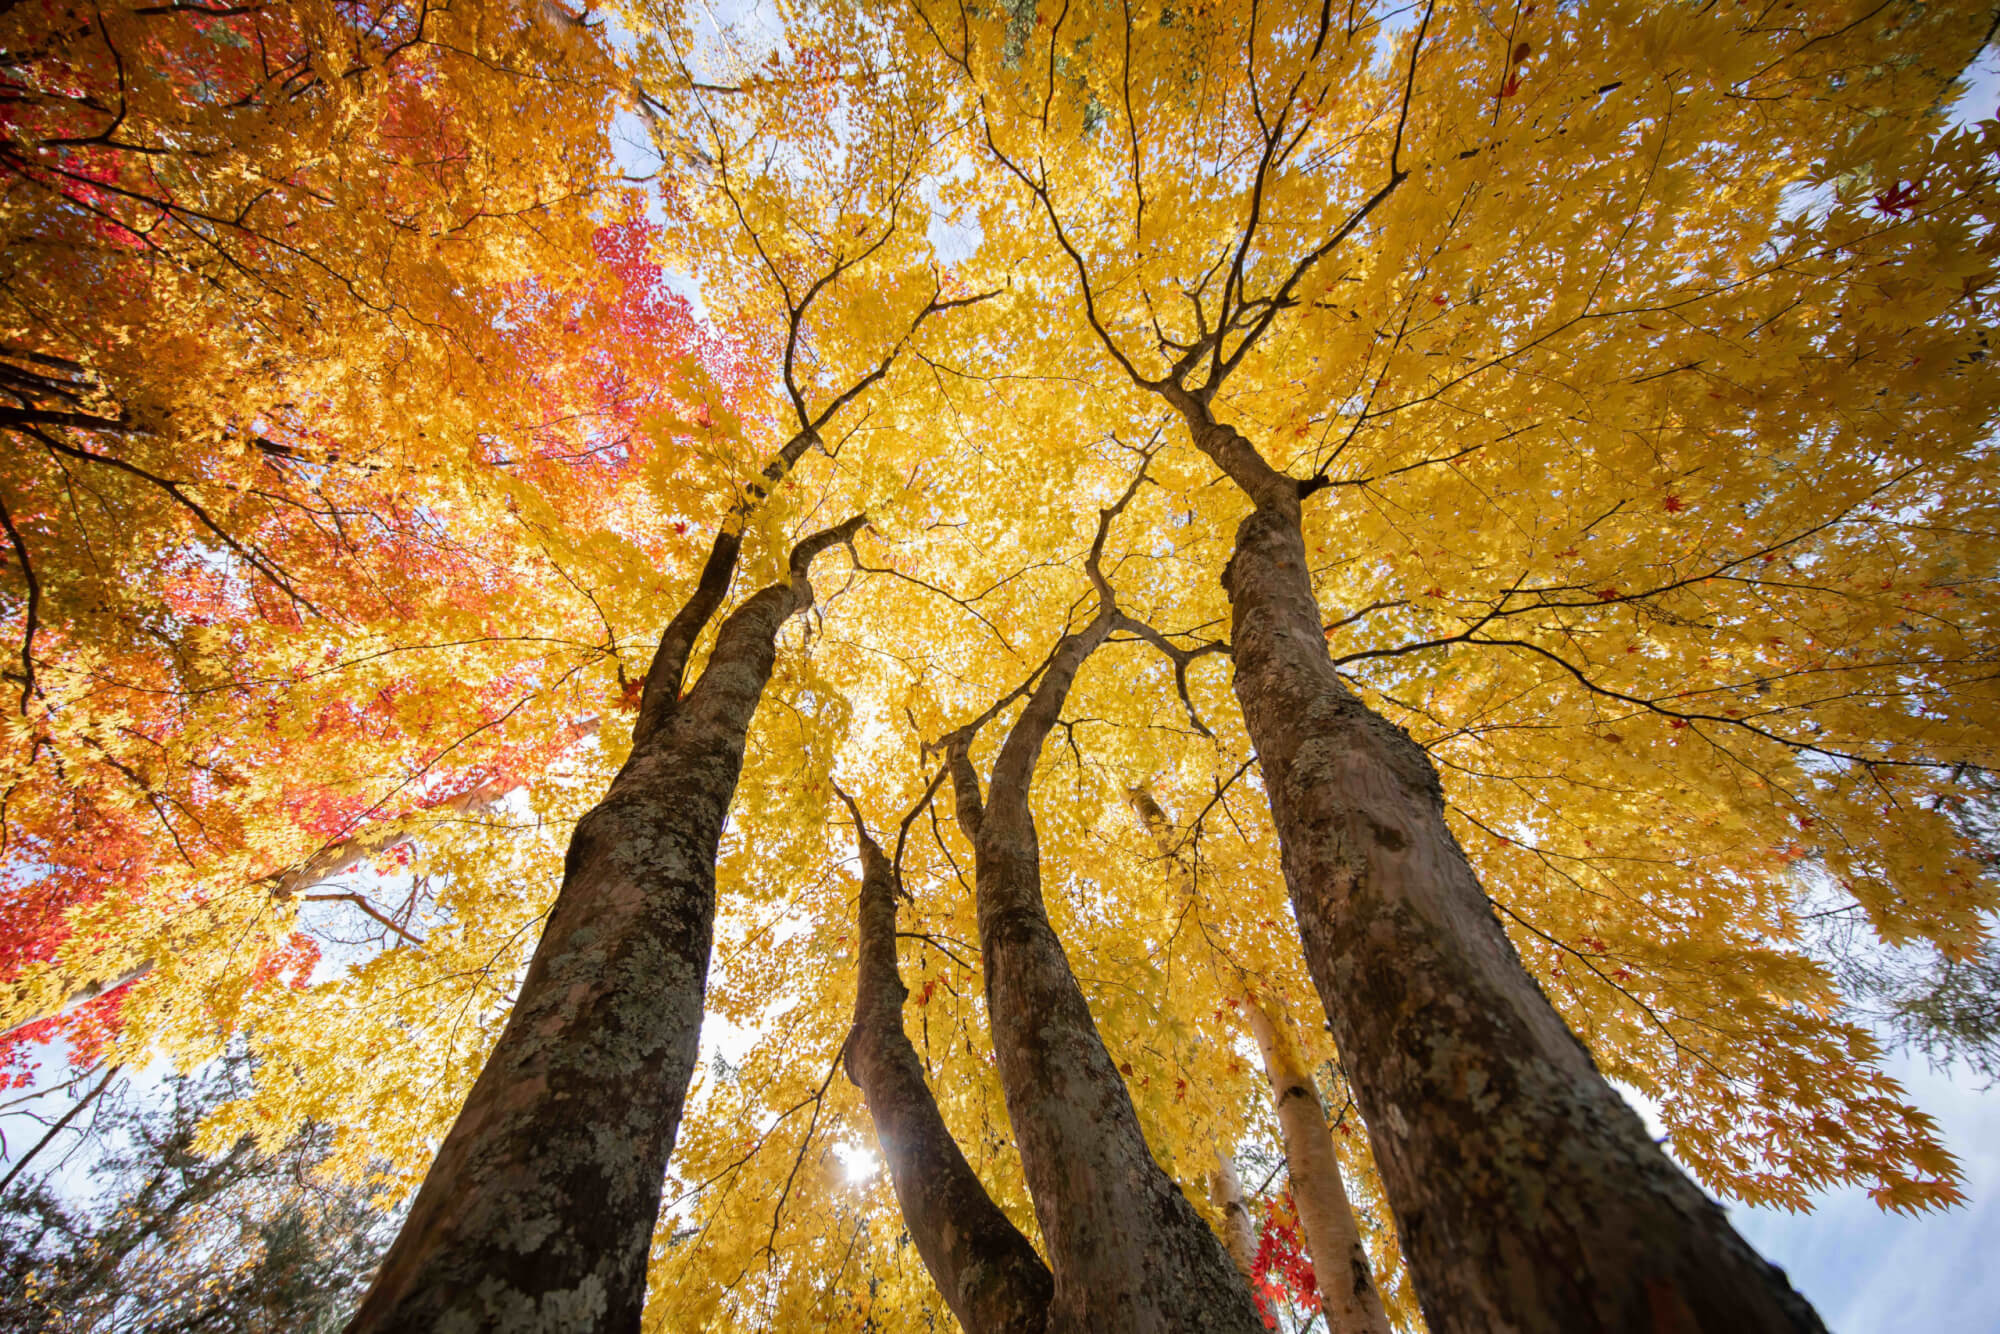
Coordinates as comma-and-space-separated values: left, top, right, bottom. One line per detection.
1128, 782, 1393, 1334
0, 0, 631, 1074
4, 0, 1996, 1330
908, 0, 1994, 1324
936, 463, 1264, 1331
344, 507, 865, 1332
837, 785, 1052, 1334
344, 34, 993, 1320
0, 1057, 391, 1334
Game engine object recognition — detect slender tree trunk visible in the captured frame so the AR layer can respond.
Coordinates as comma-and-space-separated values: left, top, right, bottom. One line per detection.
839, 797, 1053, 1334
271, 713, 603, 899
0, 1062, 120, 1198
1174, 396, 1823, 1333
346, 515, 861, 1334
943, 478, 1265, 1334
1128, 782, 1394, 1333
1210, 1150, 1258, 1281
1243, 1001, 1393, 1334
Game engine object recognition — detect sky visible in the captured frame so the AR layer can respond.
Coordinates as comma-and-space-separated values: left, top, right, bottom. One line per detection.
1730, 45, 2000, 1334
1728, 1055, 2000, 1332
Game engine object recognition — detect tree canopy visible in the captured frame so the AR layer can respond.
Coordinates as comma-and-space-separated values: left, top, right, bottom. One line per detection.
3, 0, 1997, 1328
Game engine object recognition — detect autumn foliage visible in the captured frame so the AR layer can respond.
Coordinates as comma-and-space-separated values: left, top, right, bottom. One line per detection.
3, 0, 1998, 1328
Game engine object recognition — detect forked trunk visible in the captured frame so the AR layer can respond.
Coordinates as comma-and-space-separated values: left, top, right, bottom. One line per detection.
346, 517, 861, 1334
946, 490, 1266, 1333
1193, 393, 1823, 1332
1243, 1000, 1393, 1334
842, 803, 1053, 1333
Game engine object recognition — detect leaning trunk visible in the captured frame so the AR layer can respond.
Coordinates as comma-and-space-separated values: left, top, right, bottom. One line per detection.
347, 517, 860, 1334
1195, 397, 1823, 1332
2, 719, 603, 1044
842, 806, 1052, 1334
1243, 1000, 1393, 1334
949, 564, 1265, 1332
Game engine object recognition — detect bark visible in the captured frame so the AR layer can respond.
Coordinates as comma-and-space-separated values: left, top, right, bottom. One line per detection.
1177, 397, 1824, 1333
1243, 1001, 1392, 1334
1210, 1150, 1258, 1281
345, 515, 863, 1334
840, 802, 1053, 1334
0, 965, 154, 1043
947, 535, 1265, 1333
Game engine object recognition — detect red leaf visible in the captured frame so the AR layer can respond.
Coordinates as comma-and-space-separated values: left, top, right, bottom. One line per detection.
1873, 181, 1923, 216
1513, 41, 1532, 62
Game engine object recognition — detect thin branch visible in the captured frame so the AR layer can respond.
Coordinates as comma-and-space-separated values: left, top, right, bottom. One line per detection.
0, 1064, 120, 1198
0, 493, 42, 714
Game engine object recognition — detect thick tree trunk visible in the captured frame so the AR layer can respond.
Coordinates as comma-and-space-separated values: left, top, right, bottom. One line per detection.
841, 802, 1053, 1334
1179, 399, 1823, 1333
946, 499, 1266, 1333
346, 516, 861, 1334
1243, 1001, 1393, 1334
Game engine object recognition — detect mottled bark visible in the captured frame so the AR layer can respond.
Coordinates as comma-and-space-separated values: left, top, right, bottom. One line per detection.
946, 492, 1265, 1332
1210, 1150, 1258, 1281
346, 515, 863, 1334
1177, 396, 1823, 1334
840, 802, 1053, 1334
1243, 1001, 1392, 1334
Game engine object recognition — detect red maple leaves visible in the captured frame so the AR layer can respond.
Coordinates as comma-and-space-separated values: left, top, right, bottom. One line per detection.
1499, 39, 1532, 98
1250, 1191, 1319, 1326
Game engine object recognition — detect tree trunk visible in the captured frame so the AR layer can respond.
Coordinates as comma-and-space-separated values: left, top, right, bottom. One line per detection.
1180, 398, 1824, 1333
1127, 781, 1392, 1331
1210, 1150, 1258, 1281
840, 798, 1053, 1334
1243, 1001, 1393, 1334
345, 515, 862, 1334
945, 481, 1266, 1333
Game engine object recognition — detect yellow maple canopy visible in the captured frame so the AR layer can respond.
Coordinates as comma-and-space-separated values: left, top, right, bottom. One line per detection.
2, 0, 1996, 1328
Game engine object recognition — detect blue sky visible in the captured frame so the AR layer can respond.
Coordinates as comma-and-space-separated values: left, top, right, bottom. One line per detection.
1726, 1055, 2000, 1332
